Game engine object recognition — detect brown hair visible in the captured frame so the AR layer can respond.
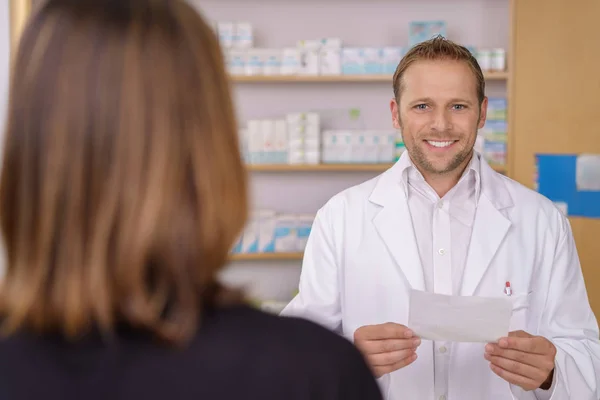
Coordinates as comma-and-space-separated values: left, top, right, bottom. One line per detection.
393, 36, 485, 105
0, 0, 248, 345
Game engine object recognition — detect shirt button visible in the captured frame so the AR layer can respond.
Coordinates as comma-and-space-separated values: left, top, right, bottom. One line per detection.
439, 396, 446, 400
438, 248, 445, 255
437, 201, 444, 209
439, 346, 447, 353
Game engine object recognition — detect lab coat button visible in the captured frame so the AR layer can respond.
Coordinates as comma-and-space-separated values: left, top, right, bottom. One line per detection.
439, 396, 446, 400
438, 248, 445, 255
439, 346, 447, 353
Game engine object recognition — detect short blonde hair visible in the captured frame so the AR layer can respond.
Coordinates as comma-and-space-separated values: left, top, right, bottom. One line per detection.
393, 36, 485, 105
0, 0, 248, 345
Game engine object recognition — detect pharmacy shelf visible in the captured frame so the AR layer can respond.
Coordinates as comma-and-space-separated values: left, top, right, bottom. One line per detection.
247, 163, 394, 172
230, 71, 508, 83
229, 252, 304, 261
247, 163, 507, 173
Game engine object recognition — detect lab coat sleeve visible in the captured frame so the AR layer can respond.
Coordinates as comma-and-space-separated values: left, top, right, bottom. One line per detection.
280, 206, 343, 333
511, 216, 600, 400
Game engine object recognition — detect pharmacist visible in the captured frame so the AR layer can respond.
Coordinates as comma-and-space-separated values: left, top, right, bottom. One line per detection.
280, 37, 600, 400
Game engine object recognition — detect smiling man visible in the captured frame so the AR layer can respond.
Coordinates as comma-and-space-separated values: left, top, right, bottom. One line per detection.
281, 36, 600, 399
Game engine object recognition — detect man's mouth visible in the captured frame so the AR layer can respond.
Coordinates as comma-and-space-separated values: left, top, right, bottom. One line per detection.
425, 140, 457, 148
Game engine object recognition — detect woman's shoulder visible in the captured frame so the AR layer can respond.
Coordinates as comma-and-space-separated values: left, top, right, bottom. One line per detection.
201, 304, 374, 371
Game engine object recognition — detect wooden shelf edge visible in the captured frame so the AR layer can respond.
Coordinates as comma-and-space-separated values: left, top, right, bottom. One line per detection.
247, 163, 507, 173
230, 71, 508, 83
229, 252, 303, 261
247, 163, 394, 172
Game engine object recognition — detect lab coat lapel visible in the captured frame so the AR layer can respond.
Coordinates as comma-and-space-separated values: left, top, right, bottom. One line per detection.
370, 161, 426, 291
460, 160, 514, 296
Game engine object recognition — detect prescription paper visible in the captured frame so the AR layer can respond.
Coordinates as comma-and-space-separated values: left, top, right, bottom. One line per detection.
407, 289, 512, 343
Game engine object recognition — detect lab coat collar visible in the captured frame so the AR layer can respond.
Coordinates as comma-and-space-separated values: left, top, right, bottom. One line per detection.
369, 150, 514, 294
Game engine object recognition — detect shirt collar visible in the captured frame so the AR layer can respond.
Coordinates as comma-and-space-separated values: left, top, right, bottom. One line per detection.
397, 150, 482, 204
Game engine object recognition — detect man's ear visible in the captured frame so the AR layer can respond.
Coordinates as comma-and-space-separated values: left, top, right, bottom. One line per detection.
390, 98, 401, 129
478, 96, 488, 129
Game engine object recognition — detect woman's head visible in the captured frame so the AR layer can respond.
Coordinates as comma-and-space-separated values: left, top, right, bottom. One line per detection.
0, 0, 248, 344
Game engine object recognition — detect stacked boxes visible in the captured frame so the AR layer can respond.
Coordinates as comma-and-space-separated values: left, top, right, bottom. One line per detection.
478, 98, 508, 167
230, 211, 315, 255
286, 112, 321, 164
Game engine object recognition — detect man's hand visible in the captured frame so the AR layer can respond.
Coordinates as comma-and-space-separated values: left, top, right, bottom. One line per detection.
354, 322, 421, 378
485, 330, 556, 391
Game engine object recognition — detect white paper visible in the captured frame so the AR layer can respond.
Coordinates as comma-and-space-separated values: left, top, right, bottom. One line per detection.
407, 289, 512, 343
576, 154, 600, 191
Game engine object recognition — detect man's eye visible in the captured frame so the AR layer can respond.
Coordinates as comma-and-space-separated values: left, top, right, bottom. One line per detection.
415, 104, 428, 110
453, 104, 466, 110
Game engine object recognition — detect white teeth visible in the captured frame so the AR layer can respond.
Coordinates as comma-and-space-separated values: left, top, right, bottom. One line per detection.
427, 140, 454, 148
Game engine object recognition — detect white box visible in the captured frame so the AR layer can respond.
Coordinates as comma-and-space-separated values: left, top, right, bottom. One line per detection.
227, 48, 246, 76
320, 48, 341, 75
305, 124, 320, 139
338, 131, 354, 163
378, 132, 395, 163
257, 210, 276, 253
351, 131, 366, 163
363, 131, 379, 163
260, 120, 275, 163
295, 214, 315, 251
245, 49, 263, 75
234, 22, 253, 48
304, 137, 320, 151
304, 151, 320, 165
263, 49, 282, 75
288, 150, 305, 165
342, 48, 364, 75
274, 215, 298, 252
297, 40, 320, 75
217, 22, 235, 48
247, 120, 262, 164
281, 48, 301, 75
362, 48, 383, 74
274, 119, 288, 163
241, 213, 259, 253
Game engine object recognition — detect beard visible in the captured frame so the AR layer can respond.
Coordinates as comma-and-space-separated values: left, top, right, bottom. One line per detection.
397, 115, 475, 175
408, 140, 473, 175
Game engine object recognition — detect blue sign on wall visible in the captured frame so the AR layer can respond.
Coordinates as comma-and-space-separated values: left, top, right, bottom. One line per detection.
535, 154, 600, 219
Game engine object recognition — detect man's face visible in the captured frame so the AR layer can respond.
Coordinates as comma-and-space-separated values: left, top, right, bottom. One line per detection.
390, 59, 487, 176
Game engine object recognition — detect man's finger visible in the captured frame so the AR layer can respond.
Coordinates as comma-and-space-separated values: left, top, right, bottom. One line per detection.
498, 336, 552, 355
365, 338, 421, 354
368, 349, 416, 367
373, 353, 418, 377
359, 323, 413, 340
485, 353, 548, 384
485, 346, 554, 371
489, 362, 540, 391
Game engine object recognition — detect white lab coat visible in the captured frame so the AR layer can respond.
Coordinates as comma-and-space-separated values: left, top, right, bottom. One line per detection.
281, 153, 600, 400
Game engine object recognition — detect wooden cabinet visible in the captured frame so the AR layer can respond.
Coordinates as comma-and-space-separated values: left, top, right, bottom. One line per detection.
510, 0, 600, 317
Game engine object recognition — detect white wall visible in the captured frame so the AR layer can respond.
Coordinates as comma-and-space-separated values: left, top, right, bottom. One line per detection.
193, 0, 510, 304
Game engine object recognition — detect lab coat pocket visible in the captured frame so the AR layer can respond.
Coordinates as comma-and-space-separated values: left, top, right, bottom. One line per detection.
508, 292, 531, 332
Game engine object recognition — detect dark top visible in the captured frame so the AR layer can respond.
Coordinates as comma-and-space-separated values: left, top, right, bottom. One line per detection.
0, 305, 382, 400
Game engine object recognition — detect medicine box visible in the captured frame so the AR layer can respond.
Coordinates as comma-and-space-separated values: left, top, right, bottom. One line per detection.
409, 20, 447, 46
382, 47, 404, 75
487, 97, 508, 120
483, 141, 507, 166
362, 48, 383, 74
274, 215, 297, 252
341, 48, 364, 75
